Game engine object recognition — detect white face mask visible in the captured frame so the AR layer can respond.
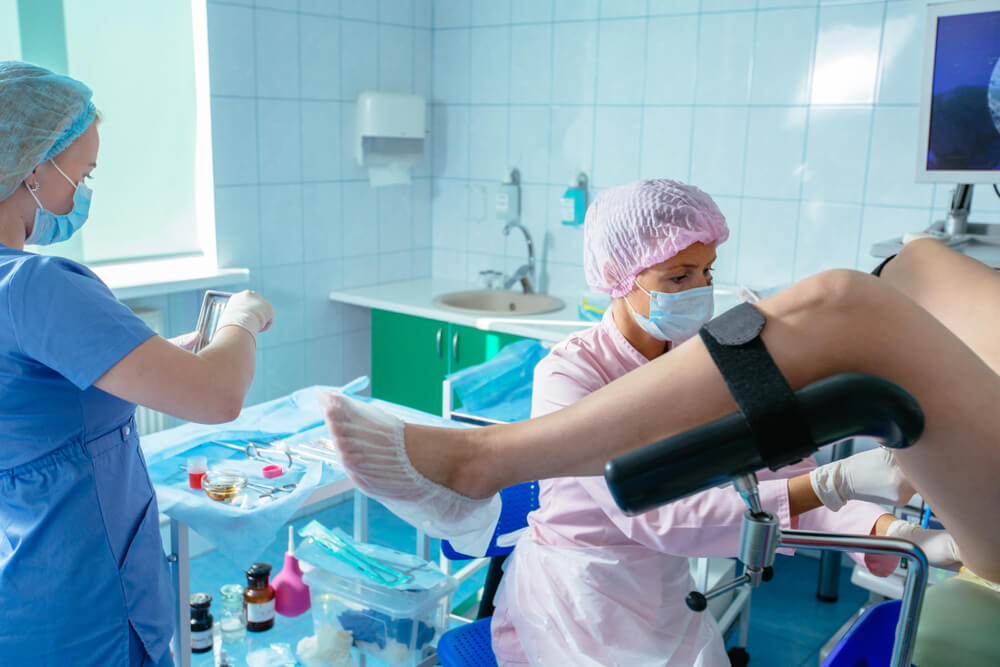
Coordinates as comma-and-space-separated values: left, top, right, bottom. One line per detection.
626, 282, 714, 343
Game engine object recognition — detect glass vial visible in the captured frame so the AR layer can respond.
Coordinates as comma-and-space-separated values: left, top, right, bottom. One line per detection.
244, 562, 275, 632
189, 593, 213, 654
219, 584, 246, 644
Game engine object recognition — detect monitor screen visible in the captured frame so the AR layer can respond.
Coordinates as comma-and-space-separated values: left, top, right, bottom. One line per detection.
917, 1, 1000, 182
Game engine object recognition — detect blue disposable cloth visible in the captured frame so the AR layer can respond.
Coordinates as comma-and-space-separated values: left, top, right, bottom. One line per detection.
142, 383, 470, 564
446, 339, 547, 422
0, 61, 97, 202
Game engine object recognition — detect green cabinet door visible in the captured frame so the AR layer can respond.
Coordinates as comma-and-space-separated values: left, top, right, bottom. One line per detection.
371, 310, 448, 415
450, 324, 529, 372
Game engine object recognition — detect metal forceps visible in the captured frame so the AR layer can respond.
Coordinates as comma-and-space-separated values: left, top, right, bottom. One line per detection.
246, 480, 297, 499
210, 440, 294, 469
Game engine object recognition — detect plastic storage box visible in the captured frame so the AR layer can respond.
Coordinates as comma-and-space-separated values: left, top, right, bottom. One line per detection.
822, 599, 900, 667
300, 540, 459, 666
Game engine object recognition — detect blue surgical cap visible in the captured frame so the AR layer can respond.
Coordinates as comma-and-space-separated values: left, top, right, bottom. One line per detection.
0, 61, 96, 202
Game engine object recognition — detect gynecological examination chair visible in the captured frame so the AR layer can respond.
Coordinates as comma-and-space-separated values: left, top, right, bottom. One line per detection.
439, 304, 930, 667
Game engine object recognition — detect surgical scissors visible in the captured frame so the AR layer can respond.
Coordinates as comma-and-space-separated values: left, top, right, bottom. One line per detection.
246, 480, 297, 499
210, 440, 295, 469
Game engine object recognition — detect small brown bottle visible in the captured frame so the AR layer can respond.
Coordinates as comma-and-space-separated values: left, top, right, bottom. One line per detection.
189, 593, 213, 654
244, 562, 275, 632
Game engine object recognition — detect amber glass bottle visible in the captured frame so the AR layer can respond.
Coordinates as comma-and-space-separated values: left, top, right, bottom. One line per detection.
244, 562, 275, 632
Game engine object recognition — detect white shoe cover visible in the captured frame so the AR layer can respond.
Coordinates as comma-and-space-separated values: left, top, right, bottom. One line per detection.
318, 391, 502, 556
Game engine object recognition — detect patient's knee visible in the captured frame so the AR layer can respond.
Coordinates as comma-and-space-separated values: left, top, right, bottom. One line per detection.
797, 269, 877, 317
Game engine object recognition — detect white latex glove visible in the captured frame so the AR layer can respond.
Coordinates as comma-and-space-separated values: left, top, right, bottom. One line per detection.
809, 447, 916, 511
215, 290, 274, 343
885, 520, 963, 571
318, 390, 502, 556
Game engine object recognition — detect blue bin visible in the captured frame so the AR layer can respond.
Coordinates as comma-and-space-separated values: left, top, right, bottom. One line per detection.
822, 600, 910, 667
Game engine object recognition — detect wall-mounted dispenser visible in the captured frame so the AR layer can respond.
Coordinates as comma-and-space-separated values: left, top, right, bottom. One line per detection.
561, 172, 588, 226
355, 90, 427, 187
496, 168, 521, 222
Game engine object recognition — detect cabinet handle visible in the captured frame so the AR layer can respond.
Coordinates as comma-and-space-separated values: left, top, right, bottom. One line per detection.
435, 328, 443, 358
452, 332, 459, 364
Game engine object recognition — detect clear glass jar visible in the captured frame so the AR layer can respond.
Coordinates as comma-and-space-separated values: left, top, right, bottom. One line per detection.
219, 584, 246, 644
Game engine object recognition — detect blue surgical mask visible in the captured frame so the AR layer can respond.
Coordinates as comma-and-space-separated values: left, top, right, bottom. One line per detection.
23, 161, 92, 246
626, 281, 714, 343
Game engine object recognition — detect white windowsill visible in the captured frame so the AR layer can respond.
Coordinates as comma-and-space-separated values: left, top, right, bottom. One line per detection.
91, 256, 250, 300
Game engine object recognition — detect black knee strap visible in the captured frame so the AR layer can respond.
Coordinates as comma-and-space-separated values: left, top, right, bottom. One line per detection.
698, 303, 815, 469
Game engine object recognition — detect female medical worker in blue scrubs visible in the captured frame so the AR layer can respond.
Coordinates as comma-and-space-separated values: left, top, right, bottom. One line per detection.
0, 62, 275, 666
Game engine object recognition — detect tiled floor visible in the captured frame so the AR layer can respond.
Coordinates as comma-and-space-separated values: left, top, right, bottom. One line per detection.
186, 496, 869, 667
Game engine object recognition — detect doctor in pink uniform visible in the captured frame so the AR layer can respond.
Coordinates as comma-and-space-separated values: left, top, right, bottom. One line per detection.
489, 180, 910, 666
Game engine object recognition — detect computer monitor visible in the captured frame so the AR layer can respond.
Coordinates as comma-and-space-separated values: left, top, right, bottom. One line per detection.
916, 0, 1000, 183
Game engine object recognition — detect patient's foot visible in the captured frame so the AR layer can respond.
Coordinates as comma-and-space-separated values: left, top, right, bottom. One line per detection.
318, 391, 501, 555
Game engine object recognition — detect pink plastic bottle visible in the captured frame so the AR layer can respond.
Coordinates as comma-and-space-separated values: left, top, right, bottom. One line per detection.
272, 526, 311, 617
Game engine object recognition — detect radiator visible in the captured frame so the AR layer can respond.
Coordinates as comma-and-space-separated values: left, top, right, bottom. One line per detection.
129, 308, 168, 436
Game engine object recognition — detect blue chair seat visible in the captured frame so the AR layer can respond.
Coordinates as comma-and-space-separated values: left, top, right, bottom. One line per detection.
437, 618, 497, 667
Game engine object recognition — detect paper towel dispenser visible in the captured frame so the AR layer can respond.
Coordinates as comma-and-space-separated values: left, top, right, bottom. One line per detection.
355, 90, 427, 186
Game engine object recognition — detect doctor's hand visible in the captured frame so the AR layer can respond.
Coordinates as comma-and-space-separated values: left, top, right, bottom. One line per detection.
885, 520, 963, 571
809, 447, 916, 511
216, 290, 274, 342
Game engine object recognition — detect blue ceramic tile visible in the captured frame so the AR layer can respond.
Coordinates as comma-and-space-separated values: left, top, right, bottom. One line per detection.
257, 264, 305, 348
467, 106, 509, 180
548, 105, 595, 185
411, 179, 433, 248
510, 24, 553, 105
596, 18, 646, 105
644, 15, 699, 105
379, 0, 414, 26
341, 181, 379, 257
301, 101, 341, 182
340, 20, 378, 100
340, 0, 377, 21
413, 29, 432, 98
259, 184, 305, 267
214, 186, 262, 269
299, 16, 341, 100
639, 106, 693, 182
379, 250, 414, 282
857, 205, 932, 270
648, 0, 700, 13
263, 341, 306, 398
433, 247, 469, 280
864, 106, 934, 208
593, 106, 642, 188
206, 4, 255, 97
509, 106, 552, 184
435, 0, 471, 28
256, 0, 296, 9
469, 26, 511, 104
512, 0, 552, 23
257, 98, 302, 184
751, 7, 817, 105
255, 9, 300, 99
743, 106, 808, 200
689, 106, 748, 198
710, 195, 742, 284
377, 185, 413, 253
432, 105, 470, 180
300, 0, 339, 16
304, 259, 344, 338
546, 211, 586, 264
342, 328, 372, 380
877, 0, 924, 105
802, 106, 871, 205
433, 29, 471, 103
432, 180, 469, 252
702, 0, 756, 10
794, 202, 862, 279
811, 3, 883, 104
470, 0, 511, 26
378, 24, 415, 92
552, 21, 598, 105
342, 255, 379, 288
211, 97, 258, 186
553, 0, 599, 20
695, 12, 755, 105
600, 0, 647, 19
414, 0, 432, 28
341, 101, 366, 181
736, 198, 798, 288
758, 0, 818, 6
302, 182, 343, 263
304, 334, 345, 388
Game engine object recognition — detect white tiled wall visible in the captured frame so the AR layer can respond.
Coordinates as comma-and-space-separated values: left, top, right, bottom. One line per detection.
428, 0, 1000, 296
200, 0, 433, 405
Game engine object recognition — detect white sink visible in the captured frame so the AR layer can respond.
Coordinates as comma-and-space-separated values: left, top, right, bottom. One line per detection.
432, 289, 564, 316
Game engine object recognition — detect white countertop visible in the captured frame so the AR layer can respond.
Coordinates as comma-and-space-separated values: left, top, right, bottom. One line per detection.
329, 278, 594, 343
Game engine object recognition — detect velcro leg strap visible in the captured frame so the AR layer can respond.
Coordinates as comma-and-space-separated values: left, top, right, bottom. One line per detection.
698, 302, 816, 469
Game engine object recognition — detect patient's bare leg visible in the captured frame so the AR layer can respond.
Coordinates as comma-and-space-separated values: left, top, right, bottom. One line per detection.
332, 269, 1000, 579
877, 238, 1000, 374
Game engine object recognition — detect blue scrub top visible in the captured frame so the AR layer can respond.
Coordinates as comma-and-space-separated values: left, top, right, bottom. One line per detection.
0, 247, 174, 666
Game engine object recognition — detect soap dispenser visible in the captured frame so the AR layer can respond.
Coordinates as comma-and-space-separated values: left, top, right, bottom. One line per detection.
272, 526, 311, 617
561, 172, 588, 226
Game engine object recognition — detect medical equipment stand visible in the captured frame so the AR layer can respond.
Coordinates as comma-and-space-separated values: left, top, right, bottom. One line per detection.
684, 472, 928, 667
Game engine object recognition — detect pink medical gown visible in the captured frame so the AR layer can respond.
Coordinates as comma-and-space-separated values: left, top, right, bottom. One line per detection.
491, 309, 895, 666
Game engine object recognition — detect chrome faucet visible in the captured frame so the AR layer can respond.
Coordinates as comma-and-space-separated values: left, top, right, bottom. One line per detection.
502, 221, 535, 293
